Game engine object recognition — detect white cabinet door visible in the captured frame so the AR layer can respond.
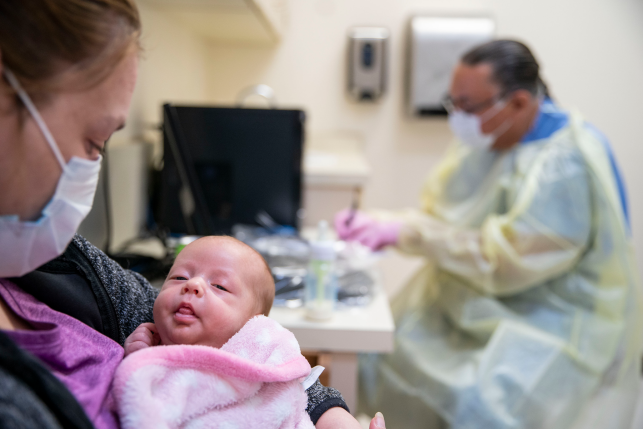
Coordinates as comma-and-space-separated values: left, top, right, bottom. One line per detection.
142, 0, 286, 45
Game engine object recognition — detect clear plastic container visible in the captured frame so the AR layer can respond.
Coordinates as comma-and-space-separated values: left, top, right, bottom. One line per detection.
305, 221, 337, 321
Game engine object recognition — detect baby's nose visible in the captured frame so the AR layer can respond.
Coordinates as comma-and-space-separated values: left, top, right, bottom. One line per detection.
182, 278, 205, 297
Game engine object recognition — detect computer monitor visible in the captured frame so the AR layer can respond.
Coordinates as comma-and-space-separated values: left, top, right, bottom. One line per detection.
156, 104, 305, 236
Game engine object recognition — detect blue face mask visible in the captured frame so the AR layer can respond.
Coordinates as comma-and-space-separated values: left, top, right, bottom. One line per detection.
0, 69, 102, 278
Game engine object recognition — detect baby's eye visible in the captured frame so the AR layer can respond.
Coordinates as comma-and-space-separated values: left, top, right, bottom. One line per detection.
175, 276, 188, 281
213, 284, 228, 292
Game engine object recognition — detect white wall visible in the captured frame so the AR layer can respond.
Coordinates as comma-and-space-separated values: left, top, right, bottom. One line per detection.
117, 0, 643, 291
111, 2, 211, 150
201, 0, 643, 293
107, 1, 211, 249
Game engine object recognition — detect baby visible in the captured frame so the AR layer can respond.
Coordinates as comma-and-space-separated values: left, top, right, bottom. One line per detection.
127, 235, 275, 353
111, 236, 315, 429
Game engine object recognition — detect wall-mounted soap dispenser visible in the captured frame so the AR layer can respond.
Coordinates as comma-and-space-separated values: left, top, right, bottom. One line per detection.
348, 27, 389, 102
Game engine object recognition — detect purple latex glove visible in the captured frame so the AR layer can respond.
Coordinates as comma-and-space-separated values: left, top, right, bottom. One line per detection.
334, 209, 402, 251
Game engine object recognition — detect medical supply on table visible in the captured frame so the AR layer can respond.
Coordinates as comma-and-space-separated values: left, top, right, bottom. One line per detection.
305, 221, 338, 321
0, 69, 102, 278
233, 224, 377, 308
167, 235, 200, 257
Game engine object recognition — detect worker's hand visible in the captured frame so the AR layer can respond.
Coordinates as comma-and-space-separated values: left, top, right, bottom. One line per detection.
124, 322, 161, 357
334, 209, 401, 251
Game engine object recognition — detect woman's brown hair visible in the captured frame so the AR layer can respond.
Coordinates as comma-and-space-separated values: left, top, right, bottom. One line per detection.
0, 0, 141, 93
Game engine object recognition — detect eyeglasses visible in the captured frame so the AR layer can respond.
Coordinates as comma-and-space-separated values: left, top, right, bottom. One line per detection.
442, 93, 506, 115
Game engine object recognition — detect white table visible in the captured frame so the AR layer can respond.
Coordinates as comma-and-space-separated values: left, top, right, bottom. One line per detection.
269, 292, 395, 413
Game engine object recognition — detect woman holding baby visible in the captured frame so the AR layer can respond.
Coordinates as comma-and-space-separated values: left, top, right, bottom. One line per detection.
0, 1, 384, 428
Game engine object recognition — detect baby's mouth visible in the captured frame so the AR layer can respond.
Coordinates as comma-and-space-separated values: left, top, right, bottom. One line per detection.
174, 303, 198, 321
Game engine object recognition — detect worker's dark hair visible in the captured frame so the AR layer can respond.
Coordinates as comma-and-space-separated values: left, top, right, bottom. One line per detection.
461, 39, 550, 99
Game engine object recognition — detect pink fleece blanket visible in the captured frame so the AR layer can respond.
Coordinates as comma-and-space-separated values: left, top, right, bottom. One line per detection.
112, 315, 314, 429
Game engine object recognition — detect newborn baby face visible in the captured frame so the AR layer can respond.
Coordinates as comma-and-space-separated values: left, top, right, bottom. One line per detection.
154, 237, 264, 348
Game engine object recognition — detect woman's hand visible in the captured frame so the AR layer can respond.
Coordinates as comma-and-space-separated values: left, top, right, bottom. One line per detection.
123, 322, 161, 357
315, 407, 386, 429
369, 412, 386, 429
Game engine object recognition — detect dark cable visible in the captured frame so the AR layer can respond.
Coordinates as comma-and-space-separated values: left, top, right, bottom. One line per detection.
102, 143, 112, 255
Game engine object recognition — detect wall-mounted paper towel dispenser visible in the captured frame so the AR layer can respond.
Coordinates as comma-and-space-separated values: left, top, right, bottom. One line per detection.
407, 16, 494, 116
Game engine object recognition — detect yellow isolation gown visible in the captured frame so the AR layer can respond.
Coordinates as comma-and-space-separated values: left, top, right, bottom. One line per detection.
359, 107, 642, 429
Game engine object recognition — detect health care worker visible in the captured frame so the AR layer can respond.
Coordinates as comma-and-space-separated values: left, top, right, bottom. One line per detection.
336, 40, 643, 428
0, 1, 384, 428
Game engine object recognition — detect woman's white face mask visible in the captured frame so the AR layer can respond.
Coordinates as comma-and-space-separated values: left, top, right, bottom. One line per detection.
448, 98, 513, 150
0, 69, 102, 278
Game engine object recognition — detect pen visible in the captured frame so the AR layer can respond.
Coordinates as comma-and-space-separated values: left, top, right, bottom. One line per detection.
344, 186, 361, 227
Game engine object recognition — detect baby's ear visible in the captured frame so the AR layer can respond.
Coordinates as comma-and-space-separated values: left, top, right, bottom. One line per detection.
253, 310, 270, 319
